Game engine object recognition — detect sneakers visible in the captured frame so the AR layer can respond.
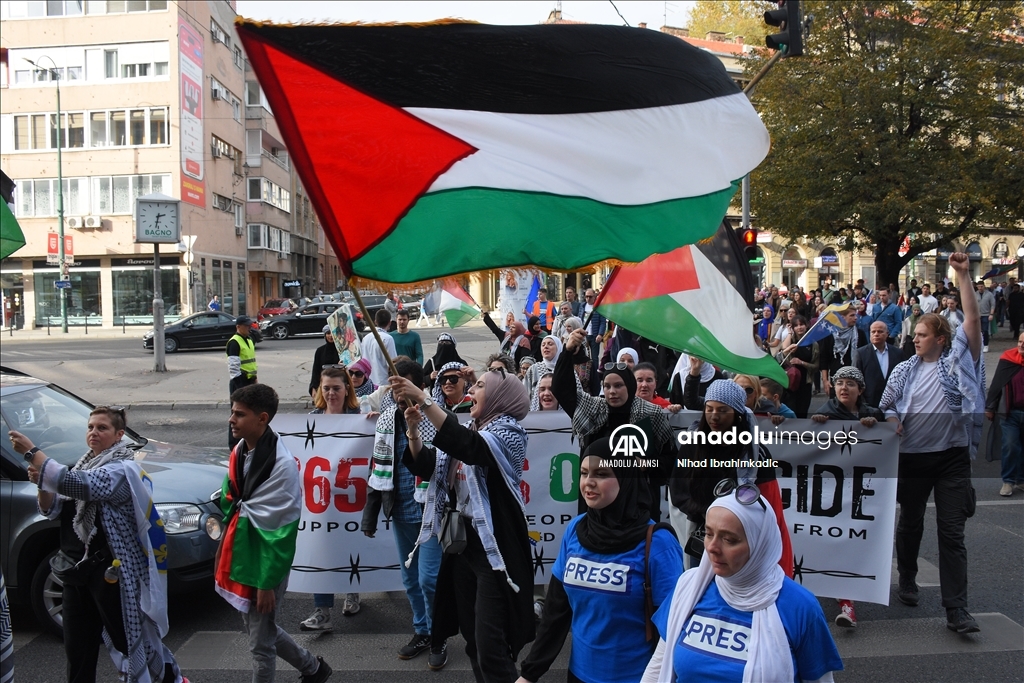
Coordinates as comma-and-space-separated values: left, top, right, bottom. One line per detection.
342, 593, 360, 616
897, 577, 919, 606
1000, 482, 1014, 497
534, 599, 545, 622
983, 345, 989, 353
398, 634, 431, 660
835, 599, 857, 628
946, 608, 981, 634
302, 656, 333, 683
299, 607, 333, 632
428, 640, 449, 670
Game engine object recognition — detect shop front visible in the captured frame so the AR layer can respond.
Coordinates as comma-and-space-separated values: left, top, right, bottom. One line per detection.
816, 248, 841, 289
111, 255, 183, 325
32, 259, 101, 327
781, 248, 807, 291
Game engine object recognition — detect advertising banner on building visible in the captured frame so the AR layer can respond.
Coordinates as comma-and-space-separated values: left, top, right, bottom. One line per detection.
498, 269, 540, 324
275, 412, 898, 604
178, 18, 205, 207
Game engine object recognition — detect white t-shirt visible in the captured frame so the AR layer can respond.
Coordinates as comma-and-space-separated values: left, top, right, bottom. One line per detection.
360, 329, 397, 386
918, 294, 939, 314
900, 361, 964, 453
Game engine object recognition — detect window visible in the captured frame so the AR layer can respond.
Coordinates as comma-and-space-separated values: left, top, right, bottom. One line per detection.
248, 223, 268, 249
246, 178, 291, 213
8, 173, 169, 217
233, 46, 243, 69
234, 203, 243, 228
4, 0, 84, 17
149, 108, 167, 144
81, 0, 166, 13
245, 81, 270, 109
13, 106, 169, 148
231, 96, 241, 122
211, 135, 236, 160
104, 50, 117, 78
153, 61, 168, 76
211, 192, 233, 212
210, 19, 230, 47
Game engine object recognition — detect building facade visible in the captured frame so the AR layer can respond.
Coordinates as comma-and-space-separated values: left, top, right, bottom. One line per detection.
0, 0, 320, 330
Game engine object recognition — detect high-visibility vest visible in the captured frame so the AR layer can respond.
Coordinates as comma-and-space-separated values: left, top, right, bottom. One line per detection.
531, 301, 556, 330
229, 334, 257, 378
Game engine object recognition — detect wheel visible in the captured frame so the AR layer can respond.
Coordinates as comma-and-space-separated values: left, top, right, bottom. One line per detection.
271, 324, 290, 340
164, 336, 179, 353
30, 549, 65, 639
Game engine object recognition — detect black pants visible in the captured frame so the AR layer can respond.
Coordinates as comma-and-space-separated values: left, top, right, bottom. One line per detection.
896, 446, 972, 609
63, 565, 128, 683
448, 528, 519, 683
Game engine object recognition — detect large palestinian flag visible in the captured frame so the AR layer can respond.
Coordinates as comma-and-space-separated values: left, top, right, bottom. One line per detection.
597, 222, 789, 385
235, 21, 770, 285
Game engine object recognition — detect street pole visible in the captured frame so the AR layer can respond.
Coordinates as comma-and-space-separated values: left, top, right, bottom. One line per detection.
154, 243, 166, 372
741, 174, 751, 230
28, 58, 68, 333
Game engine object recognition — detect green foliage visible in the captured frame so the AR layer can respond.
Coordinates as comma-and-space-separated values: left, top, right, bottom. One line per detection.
687, 0, 773, 43
749, 0, 1024, 284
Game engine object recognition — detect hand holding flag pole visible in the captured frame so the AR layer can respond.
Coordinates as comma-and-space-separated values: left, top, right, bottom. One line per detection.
778, 303, 851, 365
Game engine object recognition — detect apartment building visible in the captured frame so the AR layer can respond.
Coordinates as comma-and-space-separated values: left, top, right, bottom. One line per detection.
0, 0, 320, 329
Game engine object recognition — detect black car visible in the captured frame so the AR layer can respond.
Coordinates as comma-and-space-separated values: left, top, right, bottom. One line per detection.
143, 311, 262, 353
259, 301, 355, 340
0, 367, 226, 636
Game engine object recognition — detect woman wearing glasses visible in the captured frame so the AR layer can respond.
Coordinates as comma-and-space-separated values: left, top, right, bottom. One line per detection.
10, 407, 186, 683
433, 362, 473, 413
642, 491, 842, 683
392, 367, 535, 682
554, 328, 676, 522
301, 364, 363, 629
516, 440, 683, 683
670, 381, 793, 576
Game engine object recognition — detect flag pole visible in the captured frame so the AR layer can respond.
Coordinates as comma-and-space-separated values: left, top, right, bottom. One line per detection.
777, 303, 847, 365
348, 280, 399, 378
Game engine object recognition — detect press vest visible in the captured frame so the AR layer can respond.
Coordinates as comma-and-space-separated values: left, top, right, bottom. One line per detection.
229, 334, 257, 378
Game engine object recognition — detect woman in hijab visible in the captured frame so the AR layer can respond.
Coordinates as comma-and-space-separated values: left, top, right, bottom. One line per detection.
483, 311, 533, 369
900, 303, 924, 357
516, 441, 683, 683
523, 335, 562, 403
641, 494, 842, 683
394, 367, 534, 682
670, 380, 793, 577
756, 303, 775, 350
433, 362, 473, 413
676, 356, 726, 411
553, 329, 676, 522
561, 316, 590, 388
525, 316, 546, 361
349, 357, 376, 399
530, 373, 560, 412
423, 333, 467, 388
616, 347, 640, 371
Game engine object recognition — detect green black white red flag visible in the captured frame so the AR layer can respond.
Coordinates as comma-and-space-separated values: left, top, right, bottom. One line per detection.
235, 20, 770, 285
596, 222, 790, 385
437, 280, 481, 328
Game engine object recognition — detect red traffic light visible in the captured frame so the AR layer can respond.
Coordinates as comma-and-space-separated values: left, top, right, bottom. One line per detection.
741, 229, 758, 246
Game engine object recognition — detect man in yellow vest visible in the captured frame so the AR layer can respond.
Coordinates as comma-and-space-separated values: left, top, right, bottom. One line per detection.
227, 315, 258, 394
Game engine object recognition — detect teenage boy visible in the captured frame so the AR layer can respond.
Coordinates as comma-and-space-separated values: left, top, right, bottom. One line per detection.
216, 384, 332, 683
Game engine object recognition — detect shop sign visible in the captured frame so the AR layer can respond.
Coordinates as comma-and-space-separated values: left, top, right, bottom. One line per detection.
782, 259, 807, 268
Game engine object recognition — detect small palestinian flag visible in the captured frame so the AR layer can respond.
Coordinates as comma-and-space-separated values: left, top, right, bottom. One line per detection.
596, 222, 789, 385
438, 280, 480, 328
235, 21, 769, 284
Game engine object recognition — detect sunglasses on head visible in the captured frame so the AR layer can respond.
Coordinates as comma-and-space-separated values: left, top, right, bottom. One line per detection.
714, 479, 766, 510
603, 362, 629, 371
95, 405, 126, 417
487, 367, 507, 379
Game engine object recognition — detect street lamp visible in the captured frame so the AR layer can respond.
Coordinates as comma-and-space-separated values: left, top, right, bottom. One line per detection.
25, 56, 68, 333
1017, 245, 1024, 282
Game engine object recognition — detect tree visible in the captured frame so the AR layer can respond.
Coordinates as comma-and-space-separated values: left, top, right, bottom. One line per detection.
749, 1, 1024, 286
686, 0, 772, 43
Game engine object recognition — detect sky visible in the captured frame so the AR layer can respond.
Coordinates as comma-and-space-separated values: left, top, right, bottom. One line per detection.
234, 1, 697, 29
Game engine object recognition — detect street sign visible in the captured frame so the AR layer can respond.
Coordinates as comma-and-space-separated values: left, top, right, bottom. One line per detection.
54, 280, 72, 289
64, 234, 73, 263
47, 233, 59, 265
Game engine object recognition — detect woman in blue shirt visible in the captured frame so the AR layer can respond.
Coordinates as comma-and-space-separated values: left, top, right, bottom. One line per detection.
517, 440, 683, 683
642, 491, 842, 683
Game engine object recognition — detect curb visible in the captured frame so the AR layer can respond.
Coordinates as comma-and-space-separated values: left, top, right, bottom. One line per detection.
123, 400, 312, 411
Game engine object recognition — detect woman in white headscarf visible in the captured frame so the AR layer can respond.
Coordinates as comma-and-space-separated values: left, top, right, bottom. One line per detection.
523, 335, 562, 404
641, 492, 842, 683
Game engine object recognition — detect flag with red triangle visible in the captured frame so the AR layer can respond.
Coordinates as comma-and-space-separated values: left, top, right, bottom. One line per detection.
235, 20, 769, 285
437, 280, 481, 328
596, 222, 789, 385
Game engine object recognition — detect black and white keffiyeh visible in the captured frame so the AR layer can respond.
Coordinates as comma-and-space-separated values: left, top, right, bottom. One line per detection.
369, 391, 436, 502
571, 391, 673, 454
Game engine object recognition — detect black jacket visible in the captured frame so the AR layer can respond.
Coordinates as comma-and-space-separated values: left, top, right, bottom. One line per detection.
986, 355, 1023, 416
308, 341, 340, 395
853, 343, 904, 409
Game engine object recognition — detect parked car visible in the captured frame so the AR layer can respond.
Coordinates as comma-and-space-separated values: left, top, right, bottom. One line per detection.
260, 301, 355, 340
256, 298, 297, 321
143, 311, 261, 353
398, 294, 422, 319
0, 366, 226, 637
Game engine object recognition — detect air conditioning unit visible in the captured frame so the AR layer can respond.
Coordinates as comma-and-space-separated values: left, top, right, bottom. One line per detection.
211, 88, 222, 101
210, 144, 221, 158
235, 225, 244, 236
66, 216, 83, 229
84, 215, 103, 229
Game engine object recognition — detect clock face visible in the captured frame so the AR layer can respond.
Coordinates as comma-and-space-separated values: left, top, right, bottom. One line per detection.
136, 200, 181, 242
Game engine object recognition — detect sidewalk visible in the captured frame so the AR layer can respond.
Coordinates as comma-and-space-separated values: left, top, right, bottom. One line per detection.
1, 324, 147, 341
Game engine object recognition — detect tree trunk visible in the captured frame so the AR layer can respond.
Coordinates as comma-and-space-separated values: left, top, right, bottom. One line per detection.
874, 235, 909, 290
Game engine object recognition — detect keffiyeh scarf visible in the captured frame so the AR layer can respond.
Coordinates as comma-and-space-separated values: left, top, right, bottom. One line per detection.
369, 391, 435, 503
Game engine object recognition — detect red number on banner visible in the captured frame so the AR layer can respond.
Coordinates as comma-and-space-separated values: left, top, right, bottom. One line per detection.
304, 457, 331, 514
334, 457, 369, 512
520, 480, 531, 505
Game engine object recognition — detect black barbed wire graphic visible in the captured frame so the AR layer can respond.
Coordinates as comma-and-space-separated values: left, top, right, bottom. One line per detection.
278, 419, 375, 449
525, 426, 574, 436
793, 555, 875, 583
291, 553, 401, 585
532, 546, 557, 576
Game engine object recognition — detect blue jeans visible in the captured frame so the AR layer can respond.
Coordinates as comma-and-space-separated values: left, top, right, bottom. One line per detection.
393, 519, 442, 635
313, 593, 334, 608
1001, 409, 1024, 484
981, 315, 990, 345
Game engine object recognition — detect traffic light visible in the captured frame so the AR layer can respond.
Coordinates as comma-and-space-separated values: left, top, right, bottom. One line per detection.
765, 0, 803, 57
738, 228, 758, 261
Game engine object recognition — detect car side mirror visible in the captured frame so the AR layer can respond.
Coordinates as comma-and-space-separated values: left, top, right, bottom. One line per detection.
184, 321, 194, 328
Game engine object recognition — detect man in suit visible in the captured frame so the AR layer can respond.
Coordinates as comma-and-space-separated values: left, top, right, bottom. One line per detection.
854, 321, 905, 408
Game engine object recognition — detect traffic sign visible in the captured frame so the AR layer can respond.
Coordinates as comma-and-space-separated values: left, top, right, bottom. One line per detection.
54, 280, 72, 289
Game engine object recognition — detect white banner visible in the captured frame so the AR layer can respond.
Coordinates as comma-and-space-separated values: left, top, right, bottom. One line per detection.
275, 412, 897, 604
498, 269, 540, 324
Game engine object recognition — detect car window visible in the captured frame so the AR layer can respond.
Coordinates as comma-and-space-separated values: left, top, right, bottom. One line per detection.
323, 305, 337, 315
301, 305, 320, 315
191, 314, 220, 327
0, 385, 141, 467
217, 313, 236, 325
